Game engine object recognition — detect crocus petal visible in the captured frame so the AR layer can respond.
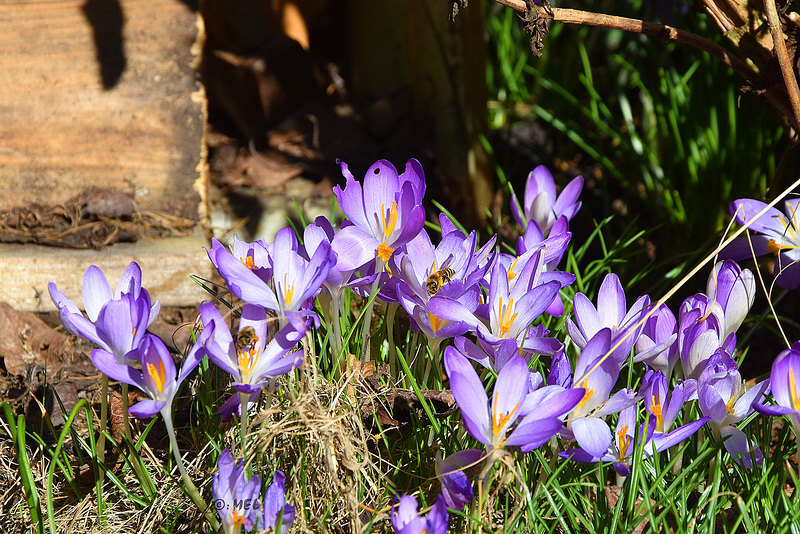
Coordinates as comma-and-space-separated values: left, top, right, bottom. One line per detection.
115, 261, 143, 299
331, 225, 379, 272
128, 399, 166, 418
597, 273, 626, 328
650, 417, 709, 452
491, 356, 530, 436
754, 403, 796, 416
729, 199, 788, 236
730, 379, 770, 421
178, 321, 215, 385
612, 462, 632, 477
774, 257, 800, 289
425, 494, 449, 534
527, 387, 585, 419
559, 448, 601, 463
48, 282, 82, 316
82, 265, 112, 322
721, 234, 773, 262
511, 417, 565, 451
208, 238, 281, 310
444, 346, 491, 445
90, 348, 146, 390
572, 416, 613, 458
720, 425, 762, 468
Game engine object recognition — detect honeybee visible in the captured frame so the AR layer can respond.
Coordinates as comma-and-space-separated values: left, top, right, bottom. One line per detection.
425, 258, 456, 296
235, 326, 259, 350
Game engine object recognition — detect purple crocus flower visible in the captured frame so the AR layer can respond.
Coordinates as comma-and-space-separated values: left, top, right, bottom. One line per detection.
640, 369, 697, 434
515, 218, 572, 269
392, 224, 495, 350
697, 350, 770, 468
199, 303, 304, 418
332, 159, 427, 270
705, 260, 755, 341
511, 165, 583, 237
754, 342, 800, 438
565, 329, 637, 459
49, 262, 160, 362
207, 228, 333, 323
256, 470, 296, 534
90, 331, 210, 418
566, 273, 650, 364
677, 294, 735, 380
499, 237, 575, 318
391, 494, 448, 534
634, 303, 679, 380
435, 449, 481, 511
724, 198, 800, 289
547, 348, 573, 389
561, 403, 708, 477
444, 347, 582, 452
213, 449, 262, 534
430, 248, 565, 357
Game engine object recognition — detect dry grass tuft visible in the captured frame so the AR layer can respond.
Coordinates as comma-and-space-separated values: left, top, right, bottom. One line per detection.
248, 348, 389, 533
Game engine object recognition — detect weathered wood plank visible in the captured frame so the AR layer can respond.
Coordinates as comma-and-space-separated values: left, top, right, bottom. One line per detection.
0, 0, 204, 219
0, 229, 214, 313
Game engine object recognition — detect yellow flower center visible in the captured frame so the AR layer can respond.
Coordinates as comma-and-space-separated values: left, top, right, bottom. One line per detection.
429, 312, 447, 333
238, 346, 261, 379
577, 387, 595, 410
147, 359, 166, 394
382, 201, 398, 238
726, 396, 736, 415
492, 391, 520, 447
232, 508, 246, 528
617, 425, 631, 458
375, 201, 399, 261
240, 256, 255, 270
767, 238, 797, 255
497, 297, 519, 336
649, 397, 664, 432
282, 273, 296, 309
507, 257, 520, 282
376, 242, 394, 261
790, 368, 800, 411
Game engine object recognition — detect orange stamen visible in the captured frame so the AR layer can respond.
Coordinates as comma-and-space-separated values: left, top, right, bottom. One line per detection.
376, 242, 394, 261
790, 368, 800, 411
381, 201, 398, 238
649, 397, 664, 432
497, 297, 519, 336
429, 312, 447, 333
492, 391, 521, 446
232, 508, 246, 527
283, 273, 295, 308
507, 257, 520, 281
238, 346, 260, 378
617, 425, 631, 458
577, 387, 595, 410
240, 256, 255, 270
726, 396, 737, 414
147, 360, 166, 393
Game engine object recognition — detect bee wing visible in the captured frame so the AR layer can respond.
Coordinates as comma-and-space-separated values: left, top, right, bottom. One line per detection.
438, 255, 455, 271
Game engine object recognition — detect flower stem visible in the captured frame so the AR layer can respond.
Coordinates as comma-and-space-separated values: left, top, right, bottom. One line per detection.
330, 291, 344, 376
162, 411, 220, 531
240, 392, 250, 459
360, 260, 386, 363
386, 302, 399, 376
96, 376, 109, 485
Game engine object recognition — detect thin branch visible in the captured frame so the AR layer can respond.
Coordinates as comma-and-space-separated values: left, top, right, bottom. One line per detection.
494, 0, 757, 81
763, 0, 800, 127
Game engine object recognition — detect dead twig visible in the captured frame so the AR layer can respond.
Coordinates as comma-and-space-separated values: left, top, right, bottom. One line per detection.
495, 0, 757, 81
764, 0, 800, 127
